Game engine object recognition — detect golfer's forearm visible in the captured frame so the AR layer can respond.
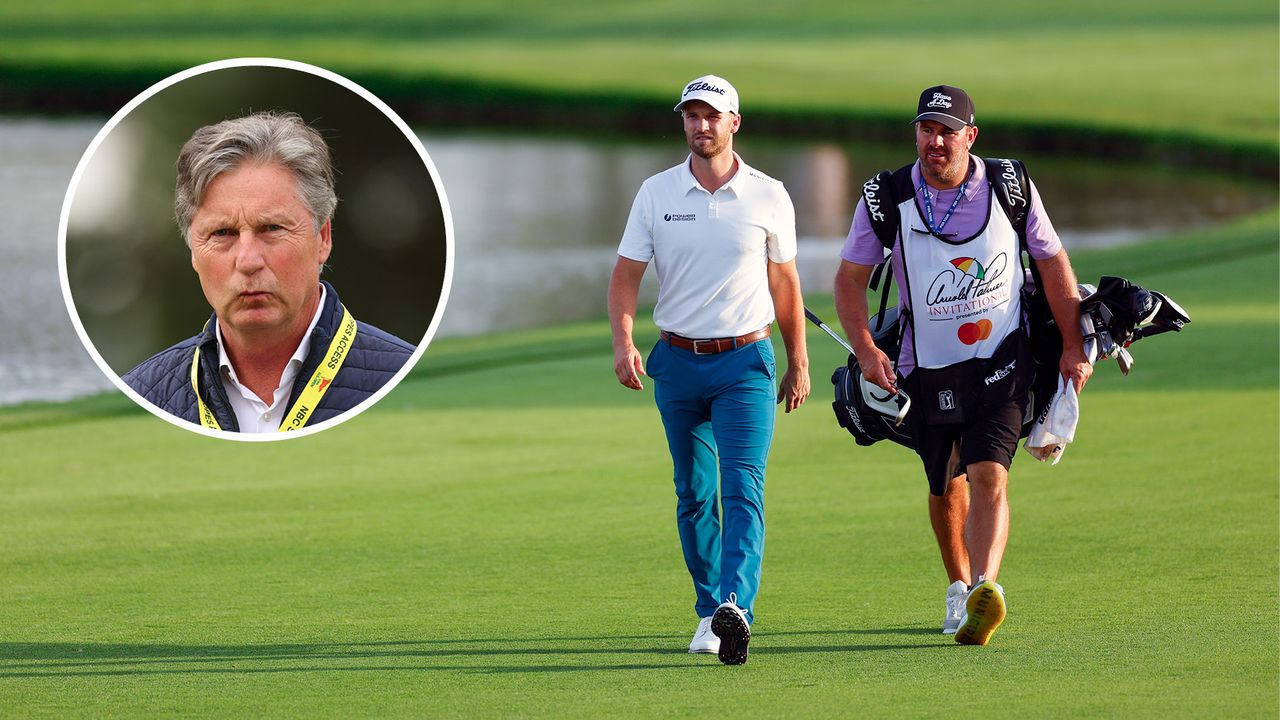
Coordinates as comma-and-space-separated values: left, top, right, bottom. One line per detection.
1035, 250, 1085, 351
834, 261, 876, 353
608, 257, 646, 350
768, 261, 808, 368
607, 295, 638, 351
775, 295, 808, 370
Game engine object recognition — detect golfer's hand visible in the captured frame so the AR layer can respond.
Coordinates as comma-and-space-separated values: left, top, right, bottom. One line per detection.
855, 345, 897, 394
777, 366, 810, 413
1060, 346, 1092, 393
613, 344, 646, 390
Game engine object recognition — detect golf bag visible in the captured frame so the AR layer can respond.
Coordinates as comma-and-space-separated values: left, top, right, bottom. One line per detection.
829, 306, 914, 448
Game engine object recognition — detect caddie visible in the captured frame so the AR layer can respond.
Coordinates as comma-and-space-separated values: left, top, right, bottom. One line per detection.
607, 74, 810, 665
833, 85, 1091, 645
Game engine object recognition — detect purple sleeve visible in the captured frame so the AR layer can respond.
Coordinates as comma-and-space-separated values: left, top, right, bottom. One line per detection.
839, 198, 891, 266
1025, 179, 1062, 260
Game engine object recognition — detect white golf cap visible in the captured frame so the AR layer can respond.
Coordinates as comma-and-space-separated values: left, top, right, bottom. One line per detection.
674, 75, 739, 114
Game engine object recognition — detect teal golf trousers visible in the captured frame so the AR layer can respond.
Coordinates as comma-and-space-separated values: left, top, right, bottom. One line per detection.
648, 337, 776, 623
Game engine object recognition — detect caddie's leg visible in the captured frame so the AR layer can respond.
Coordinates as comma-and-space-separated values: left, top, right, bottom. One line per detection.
963, 460, 1009, 581
651, 341, 721, 619
930, 474, 971, 585
708, 340, 776, 624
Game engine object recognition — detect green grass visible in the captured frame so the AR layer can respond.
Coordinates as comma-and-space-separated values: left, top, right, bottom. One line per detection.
0, 213, 1275, 717
0, 1, 1276, 150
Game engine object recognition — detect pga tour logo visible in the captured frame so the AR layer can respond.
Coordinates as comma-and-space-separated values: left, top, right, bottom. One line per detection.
937, 390, 956, 411
927, 93, 953, 109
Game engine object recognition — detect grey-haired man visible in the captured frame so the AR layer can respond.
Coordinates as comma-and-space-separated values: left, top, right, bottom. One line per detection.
123, 111, 414, 433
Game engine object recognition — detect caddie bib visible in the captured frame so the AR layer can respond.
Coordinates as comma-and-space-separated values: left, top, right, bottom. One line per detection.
901, 190, 1023, 369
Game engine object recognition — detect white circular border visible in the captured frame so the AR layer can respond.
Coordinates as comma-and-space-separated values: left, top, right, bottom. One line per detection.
57, 57, 455, 442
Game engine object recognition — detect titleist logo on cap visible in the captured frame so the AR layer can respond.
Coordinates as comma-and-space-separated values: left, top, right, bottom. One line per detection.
927, 93, 953, 109
685, 81, 726, 97
674, 74, 739, 114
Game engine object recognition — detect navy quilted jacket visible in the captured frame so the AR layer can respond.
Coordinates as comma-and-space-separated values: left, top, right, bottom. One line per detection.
122, 281, 416, 431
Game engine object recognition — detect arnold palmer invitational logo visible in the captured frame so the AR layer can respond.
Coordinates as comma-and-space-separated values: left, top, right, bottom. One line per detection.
925, 253, 1013, 345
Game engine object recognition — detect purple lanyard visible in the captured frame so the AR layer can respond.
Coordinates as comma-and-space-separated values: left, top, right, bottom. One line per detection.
918, 170, 970, 236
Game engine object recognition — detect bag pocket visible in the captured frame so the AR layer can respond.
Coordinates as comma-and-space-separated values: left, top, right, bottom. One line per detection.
911, 361, 977, 425
911, 330, 1030, 425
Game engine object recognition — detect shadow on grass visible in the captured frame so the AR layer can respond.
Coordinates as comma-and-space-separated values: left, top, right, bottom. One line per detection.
0, 629, 944, 678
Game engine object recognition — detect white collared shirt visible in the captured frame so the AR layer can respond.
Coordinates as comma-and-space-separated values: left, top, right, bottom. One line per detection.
617, 152, 796, 338
215, 284, 326, 433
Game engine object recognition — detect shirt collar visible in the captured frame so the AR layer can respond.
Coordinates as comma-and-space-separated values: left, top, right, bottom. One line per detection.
912, 154, 984, 201
215, 283, 327, 389
679, 151, 746, 196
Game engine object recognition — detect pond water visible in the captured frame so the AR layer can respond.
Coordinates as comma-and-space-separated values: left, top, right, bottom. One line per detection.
1, 118, 1273, 405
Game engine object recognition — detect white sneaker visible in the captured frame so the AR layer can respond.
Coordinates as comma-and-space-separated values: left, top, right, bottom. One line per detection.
689, 616, 719, 654
942, 580, 967, 634
710, 592, 751, 665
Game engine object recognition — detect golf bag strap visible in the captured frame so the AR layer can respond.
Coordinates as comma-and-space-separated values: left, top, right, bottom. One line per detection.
871, 266, 893, 333
983, 157, 1037, 279
861, 166, 913, 333
861, 170, 898, 251
983, 157, 1030, 238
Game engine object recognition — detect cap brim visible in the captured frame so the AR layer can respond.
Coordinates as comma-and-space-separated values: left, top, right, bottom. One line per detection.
912, 112, 969, 131
674, 95, 736, 114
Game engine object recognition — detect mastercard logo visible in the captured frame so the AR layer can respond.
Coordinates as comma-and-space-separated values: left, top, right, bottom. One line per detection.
957, 319, 993, 345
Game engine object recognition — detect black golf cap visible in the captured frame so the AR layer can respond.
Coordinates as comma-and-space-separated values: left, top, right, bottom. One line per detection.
913, 85, 975, 130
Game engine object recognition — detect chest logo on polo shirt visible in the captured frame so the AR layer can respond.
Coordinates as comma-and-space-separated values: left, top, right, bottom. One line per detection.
664, 213, 696, 222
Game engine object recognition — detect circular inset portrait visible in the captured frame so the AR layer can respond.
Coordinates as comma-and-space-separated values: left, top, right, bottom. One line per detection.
58, 58, 453, 440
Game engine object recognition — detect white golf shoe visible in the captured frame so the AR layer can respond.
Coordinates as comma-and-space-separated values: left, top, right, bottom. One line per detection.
942, 580, 968, 634
689, 616, 719, 654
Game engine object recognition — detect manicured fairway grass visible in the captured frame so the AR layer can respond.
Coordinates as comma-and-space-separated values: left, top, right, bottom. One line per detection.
0, 214, 1275, 717
0, 1, 1275, 149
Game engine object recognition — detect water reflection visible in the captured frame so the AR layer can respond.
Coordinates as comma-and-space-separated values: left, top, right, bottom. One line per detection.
0, 119, 110, 405
0, 119, 1274, 405
427, 130, 1274, 337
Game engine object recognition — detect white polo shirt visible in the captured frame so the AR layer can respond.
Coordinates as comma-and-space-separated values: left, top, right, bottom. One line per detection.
216, 283, 325, 433
617, 153, 796, 338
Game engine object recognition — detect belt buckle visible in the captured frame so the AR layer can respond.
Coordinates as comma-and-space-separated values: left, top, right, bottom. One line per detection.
693, 339, 714, 355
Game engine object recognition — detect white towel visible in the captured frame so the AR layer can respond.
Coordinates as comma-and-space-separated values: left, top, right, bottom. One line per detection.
1024, 317, 1099, 465
1024, 376, 1079, 464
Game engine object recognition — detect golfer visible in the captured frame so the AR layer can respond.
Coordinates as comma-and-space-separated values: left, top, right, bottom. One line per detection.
608, 74, 810, 665
834, 85, 1091, 644
123, 111, 415, 433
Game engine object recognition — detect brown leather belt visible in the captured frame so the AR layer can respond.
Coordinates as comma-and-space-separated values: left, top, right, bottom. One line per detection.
660, 327, 771, 355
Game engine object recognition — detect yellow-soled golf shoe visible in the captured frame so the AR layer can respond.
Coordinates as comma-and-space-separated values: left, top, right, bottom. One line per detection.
954, 578, 1005, 646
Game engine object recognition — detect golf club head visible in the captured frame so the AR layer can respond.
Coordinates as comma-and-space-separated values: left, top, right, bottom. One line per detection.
1116, 346, 1134, 375
859, 374, 910, 426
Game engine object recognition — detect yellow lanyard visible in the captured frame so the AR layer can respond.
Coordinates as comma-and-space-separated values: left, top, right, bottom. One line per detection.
190, 305, 357, 432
